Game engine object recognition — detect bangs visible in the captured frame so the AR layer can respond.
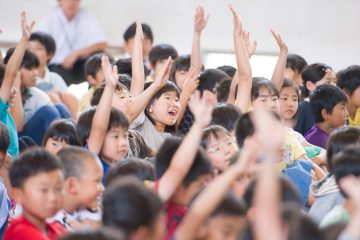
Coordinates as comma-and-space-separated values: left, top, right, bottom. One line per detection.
202, 125, 232, 148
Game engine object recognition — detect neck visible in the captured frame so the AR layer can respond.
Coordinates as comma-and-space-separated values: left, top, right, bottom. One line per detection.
38, 66, 46, 78
283, 118, 296, 128
347, 101, 357, 120
23, 210, 46, 232
317, 122, 332, 134
154, 122, 165, 132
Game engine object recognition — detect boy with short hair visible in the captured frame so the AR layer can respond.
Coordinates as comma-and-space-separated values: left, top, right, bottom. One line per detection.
149, 43, 178, 81
4, 148, 65, 240
50, 146, 104, 230
305, 84, 348, 148
336, 65, 360, 126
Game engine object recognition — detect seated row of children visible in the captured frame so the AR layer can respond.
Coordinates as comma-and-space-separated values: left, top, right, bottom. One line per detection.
1, 4, 360, 240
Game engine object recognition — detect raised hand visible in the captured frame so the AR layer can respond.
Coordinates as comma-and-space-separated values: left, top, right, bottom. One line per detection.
242, 30, 257, 57
229, 4, 243, 37
271, 30, 288, 53
135, 16, 144, 41
153, 57, 172, 88
21, 11, 35, 40
188, 90, 213, 128
182, 67, 200, 94
194, 6, 209, 33
101, 55, 118, 88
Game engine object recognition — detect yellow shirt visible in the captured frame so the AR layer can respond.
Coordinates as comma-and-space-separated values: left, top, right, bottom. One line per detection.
79, 87, 95, 113
349, 108, 360, 126
280, 129, 306, 170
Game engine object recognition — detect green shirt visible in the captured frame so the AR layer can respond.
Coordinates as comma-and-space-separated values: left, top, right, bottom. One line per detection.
0, 98, 19, 157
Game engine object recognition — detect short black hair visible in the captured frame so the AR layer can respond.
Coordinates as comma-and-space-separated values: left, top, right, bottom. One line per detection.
243, 176, 302, 211
0, 122, 10, 154
217, 65, 237, 78
211, 103, 242, 132
123, 22, 153, 43
102, 176, 162, 237
155, 137, 212, 187
9, 148, 63, 188
215, 78, 233, 103
309, 84, 347, 123
57, 146, 99, 179
333, 145, 360, 197
77, 107, 130, 147
251, 77, 279, 101
149, 44, 178, 66
0, 63, 5, 86
4, 48, 39, 70
42, 119, 79, 147
114, 58, 132, 77
84, 53, 114, 79
169, 54, 191, 84
235, 112, 254, 148
301, 63, 332, 98
286, 54, 307, 73
326, 126, 360, 173
336, 65, 360, 96
104, 157, 155, 187
29, 31, 56, 56
198, 69, 229, 95
59, 228, 125, 240
202, 125, 232, 149
210, 192, 246, 217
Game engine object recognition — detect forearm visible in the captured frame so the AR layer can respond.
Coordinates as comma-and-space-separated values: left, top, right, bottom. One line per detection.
190, 32, 202, 71
75, 42, 108, 59
227, 71, 238, 104
9, 91, 24, 132
176, 91, 192, 127
0, 37, 27, 102
130, 36, 145, 97
271, 50, 288, 90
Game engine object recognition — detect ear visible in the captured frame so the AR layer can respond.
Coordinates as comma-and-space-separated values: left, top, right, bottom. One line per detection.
86, 75, 97, 86
321, 108, 329, 121
306, 81, 316, 92
147, 103, 154, 114
12, 188, 24, 205
66, 177, 79, 195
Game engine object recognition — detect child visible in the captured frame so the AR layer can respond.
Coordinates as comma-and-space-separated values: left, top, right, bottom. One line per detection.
59, 228, 124, 240
0, 123, 11, 239
336, 65, 360, 126
78, 53, 114, 113
309, 126, 360, 224
5, 148, 65, 240
28, 31, 78, 118
42, 119, 79, 154
211, 103, 242, 135
102, 176, 164, 240
50, 146, 104, 231
153, 90, 213, 240
149, 43, 178, 81
279, 79, 300, 128
202, 125, 239, 173
305, 84, 348, 148
320, 146, 360, 228
295, 63, 336, 135
285, 53, 308, 87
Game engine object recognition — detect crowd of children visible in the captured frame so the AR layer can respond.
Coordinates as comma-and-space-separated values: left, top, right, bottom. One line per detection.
1, 2, 360, 240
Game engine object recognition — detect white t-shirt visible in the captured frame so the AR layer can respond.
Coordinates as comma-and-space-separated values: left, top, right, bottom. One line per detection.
23, 87, 52, 123
36, 67, 68, 92
37, 7, 107, 64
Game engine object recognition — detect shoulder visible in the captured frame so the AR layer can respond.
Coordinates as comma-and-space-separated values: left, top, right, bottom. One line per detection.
4, 218, 45, 240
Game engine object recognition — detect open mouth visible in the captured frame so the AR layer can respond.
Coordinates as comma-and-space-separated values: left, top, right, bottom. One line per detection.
168, 109, 178, 119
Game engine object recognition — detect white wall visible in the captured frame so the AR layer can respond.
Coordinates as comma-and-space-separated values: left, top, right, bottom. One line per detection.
1, 0, 359, 70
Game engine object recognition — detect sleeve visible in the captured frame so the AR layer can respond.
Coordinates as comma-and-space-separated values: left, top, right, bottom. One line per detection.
288, 130, 306, 160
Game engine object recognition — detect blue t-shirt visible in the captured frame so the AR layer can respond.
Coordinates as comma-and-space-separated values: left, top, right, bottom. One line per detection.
0, 98, 19, 157
84, 144, 110, 183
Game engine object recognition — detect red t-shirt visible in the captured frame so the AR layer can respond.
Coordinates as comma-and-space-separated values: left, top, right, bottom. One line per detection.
4, 216, 64, 240
153, 180, 187, 240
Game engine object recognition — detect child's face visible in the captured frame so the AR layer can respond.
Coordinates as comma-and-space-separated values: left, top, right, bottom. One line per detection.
20, 67, 38, 87
326, 101, 348, 128
279, 87, 299, 120
285, 68, 302, 87
101, 127, 129, 164
112, 89, 131, 117
59, 0, 80, 20
89, 69, 105, 88
307, 69, 337, 92
76, 157, 104, 208
148, 91, 180, 130
45, 138, 68, 155
28, 40, 49, 68
202, 90, 218, 106
252, 87, 280, 113
205, 135, 238, 172
175, 70, 188, 91
348, 86, 360, 108
16, 170, 64, 221
206, 214, 245, 240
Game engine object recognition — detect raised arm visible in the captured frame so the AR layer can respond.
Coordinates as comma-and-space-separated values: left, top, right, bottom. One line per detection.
130, 17, 145, 97
190, 6, 209, 72
9, 73, 24, 131
0, 11, 34, 103
126, 57, 172, 123
175, 140, 256, 239
157, 91, 212, 201
87, 56, 117, 154
229, 5, 252, 113
270, 30, 288, 90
